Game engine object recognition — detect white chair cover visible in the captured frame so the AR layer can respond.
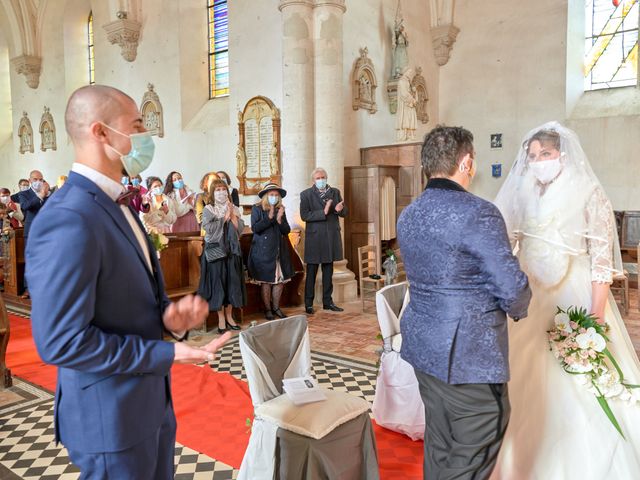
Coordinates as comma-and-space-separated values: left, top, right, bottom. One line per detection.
372, 282, 425, 441
238, 315, 378, 480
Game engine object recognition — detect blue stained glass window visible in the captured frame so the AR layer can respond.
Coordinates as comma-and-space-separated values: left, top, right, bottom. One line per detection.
584, 0, 638, 90
208, 0, 229, 98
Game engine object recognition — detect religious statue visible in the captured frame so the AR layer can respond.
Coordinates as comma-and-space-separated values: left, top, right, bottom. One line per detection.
270, 144, 280, 176
391, 19, 409, 79
396, 67, 417, 141
236, 146, 247, 178
359, 75, 372, 103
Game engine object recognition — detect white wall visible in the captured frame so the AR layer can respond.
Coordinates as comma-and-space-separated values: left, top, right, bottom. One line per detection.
440, 0, 640, 210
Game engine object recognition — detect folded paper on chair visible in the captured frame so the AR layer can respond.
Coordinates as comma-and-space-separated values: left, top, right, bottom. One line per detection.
283, 376, 327, 406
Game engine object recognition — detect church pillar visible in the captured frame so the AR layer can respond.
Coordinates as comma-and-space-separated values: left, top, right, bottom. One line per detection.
312, 0, 357, 304
278, 0, 315, 228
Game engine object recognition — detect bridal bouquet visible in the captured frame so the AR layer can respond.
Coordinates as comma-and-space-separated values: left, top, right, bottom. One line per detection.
148, 228, 169, 254
548, 306, 640, 437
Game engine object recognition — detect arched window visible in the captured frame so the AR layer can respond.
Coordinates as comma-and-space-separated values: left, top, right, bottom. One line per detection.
584, 0, 638, 91
88, 11, 95, 85
208, 0, 229, 98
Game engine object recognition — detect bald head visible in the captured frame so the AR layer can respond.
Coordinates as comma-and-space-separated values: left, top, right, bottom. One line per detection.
65, 85, 136, 143
29, 170, 43, 182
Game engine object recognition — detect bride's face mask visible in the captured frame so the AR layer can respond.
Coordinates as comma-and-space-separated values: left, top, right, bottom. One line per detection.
527, 140, 563, 184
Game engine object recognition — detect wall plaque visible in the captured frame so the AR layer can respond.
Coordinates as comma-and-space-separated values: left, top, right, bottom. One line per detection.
236, 96, 281, 195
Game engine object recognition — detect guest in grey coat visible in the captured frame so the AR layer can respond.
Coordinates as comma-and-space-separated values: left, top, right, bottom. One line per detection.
300, 167, 348, 314
397, 125, 532, 480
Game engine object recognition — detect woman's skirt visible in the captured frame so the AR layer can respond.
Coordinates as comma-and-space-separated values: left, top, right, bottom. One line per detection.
198, 253, 247, 311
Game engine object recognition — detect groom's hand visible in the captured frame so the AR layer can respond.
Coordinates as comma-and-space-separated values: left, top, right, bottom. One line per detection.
173, 332, 232, 364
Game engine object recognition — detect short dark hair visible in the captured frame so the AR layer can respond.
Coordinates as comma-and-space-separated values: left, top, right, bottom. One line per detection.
421, 125, 474, 178
0, 188, 10, 195
18, 178, 29, 185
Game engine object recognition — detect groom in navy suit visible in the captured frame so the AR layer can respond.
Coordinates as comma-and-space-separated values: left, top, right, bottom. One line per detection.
27, 85, 230, 478
398, 126, 531, 480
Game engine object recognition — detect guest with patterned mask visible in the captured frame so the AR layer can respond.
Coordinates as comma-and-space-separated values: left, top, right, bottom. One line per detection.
141, 176, 178, 234
163, 171, 198, 233
216, 170, 240, 207
198, 179, 246, 334
248, 183, 294, 320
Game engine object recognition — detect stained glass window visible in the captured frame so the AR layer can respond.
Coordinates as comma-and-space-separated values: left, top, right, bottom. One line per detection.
88, 11, 95, 85
208, 0, 229, 98
585, 0, 638, 90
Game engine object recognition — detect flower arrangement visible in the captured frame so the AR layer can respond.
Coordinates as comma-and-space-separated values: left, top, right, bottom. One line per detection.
148, 229, 169, 254
548, 306, 640, 437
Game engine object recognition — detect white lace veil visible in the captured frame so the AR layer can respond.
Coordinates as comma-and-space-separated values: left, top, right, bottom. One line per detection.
494, 121, 623, 274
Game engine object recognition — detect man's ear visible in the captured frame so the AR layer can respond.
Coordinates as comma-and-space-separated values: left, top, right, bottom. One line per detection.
459, 153, 472, 173
89, 122, 108, 143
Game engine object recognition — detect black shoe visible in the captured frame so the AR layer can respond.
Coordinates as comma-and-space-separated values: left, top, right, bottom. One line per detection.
272, 308, 286, 319
226, 321, 241, 331
323, 303, 344, 312
305, 306, 314, 315
217, 327, 228, 334
264, 310, 275, 321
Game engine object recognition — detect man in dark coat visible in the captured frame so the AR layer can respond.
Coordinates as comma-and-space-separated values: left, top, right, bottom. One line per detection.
300, 168, 348, 314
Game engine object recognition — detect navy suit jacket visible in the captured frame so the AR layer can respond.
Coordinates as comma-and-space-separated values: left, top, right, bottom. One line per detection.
397, 178, 531, 384
11, 188, 46, 237
26, 172, 175, 454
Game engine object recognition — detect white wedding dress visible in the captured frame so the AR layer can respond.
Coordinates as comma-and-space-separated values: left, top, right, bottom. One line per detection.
493, 157, 640, 478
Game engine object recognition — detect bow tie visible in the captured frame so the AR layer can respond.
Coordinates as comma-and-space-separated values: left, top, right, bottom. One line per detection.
116, 188, 140, 206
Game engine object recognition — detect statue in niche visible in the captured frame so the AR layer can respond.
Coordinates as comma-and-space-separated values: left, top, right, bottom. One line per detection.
359, 75, 372, 103
411, 67, 430, 124
391, 4, 409, 80
352, 47, 378, 114
39, 106, 57, 151
396, 67, 417, 141
140, 84, 164, 137
18, 112, 34, 154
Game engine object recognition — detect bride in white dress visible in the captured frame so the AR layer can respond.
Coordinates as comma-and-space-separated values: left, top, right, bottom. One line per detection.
492, 122, 640, 479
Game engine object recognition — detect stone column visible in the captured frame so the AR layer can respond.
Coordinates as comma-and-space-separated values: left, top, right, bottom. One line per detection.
312, 0, 357, 304
279, 0, 315, 228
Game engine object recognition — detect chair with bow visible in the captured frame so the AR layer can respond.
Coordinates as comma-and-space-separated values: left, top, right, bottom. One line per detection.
237, 315, 380, 480
371, 282, 424, 441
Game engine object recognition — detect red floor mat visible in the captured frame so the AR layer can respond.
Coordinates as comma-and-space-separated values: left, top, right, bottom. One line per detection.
6, 314, 423, 477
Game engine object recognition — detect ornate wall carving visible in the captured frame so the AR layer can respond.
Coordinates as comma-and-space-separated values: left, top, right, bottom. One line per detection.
352, 47, 377, 114
39, 106, 57, 151
236, 96, 282, 195
140, 84, 164, 137
429, 0, 459, 66
103, 17, 142, 62
411, 67, 429, 124
18, 112, 34, 155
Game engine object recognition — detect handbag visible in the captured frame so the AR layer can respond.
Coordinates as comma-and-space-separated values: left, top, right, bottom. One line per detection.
204, 241, 227, 262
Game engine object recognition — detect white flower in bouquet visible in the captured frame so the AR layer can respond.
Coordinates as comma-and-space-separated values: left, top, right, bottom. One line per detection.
575, 327, 606, 352
596, 371, 625, 398
629, 389, 640, 405
554, 312, 573, 335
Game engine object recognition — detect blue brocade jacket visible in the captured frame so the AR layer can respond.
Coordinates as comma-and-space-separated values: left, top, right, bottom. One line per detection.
397, 178, 531, 384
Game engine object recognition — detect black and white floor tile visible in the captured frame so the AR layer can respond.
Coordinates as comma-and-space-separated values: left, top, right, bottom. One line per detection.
1, 338, 378, 479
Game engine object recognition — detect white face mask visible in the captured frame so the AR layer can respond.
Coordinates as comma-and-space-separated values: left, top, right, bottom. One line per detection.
529, 158, 562, 184
214, 191, 228, 204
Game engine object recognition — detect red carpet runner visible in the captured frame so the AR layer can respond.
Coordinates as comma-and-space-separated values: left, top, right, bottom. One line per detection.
6, 314, 423, 478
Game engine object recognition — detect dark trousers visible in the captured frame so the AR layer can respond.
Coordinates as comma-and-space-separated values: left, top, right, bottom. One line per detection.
415, 370, 510, 480
68, 403, 176, 480
305, 262, 333, 307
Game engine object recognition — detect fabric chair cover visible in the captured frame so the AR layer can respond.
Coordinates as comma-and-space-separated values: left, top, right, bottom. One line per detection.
238, 315, 380, 480
372, 283, 425, 441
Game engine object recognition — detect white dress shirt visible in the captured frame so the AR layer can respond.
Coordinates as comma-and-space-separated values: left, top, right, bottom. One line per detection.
71, 163, 152, 272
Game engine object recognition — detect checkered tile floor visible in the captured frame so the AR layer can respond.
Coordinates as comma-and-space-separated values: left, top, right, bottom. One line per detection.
1, 339, 378, 479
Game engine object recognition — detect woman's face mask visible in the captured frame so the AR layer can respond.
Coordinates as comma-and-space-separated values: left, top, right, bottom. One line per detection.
268, 194, 279, 206
0, 196, 10, 205
214, 190, 228, 204
102, 123, 155, 177
151, 186, 164, 196
121, 176, 130, 186
131, 178, 141, 187
173, 180, 184, 190
529, 158, 562, 184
